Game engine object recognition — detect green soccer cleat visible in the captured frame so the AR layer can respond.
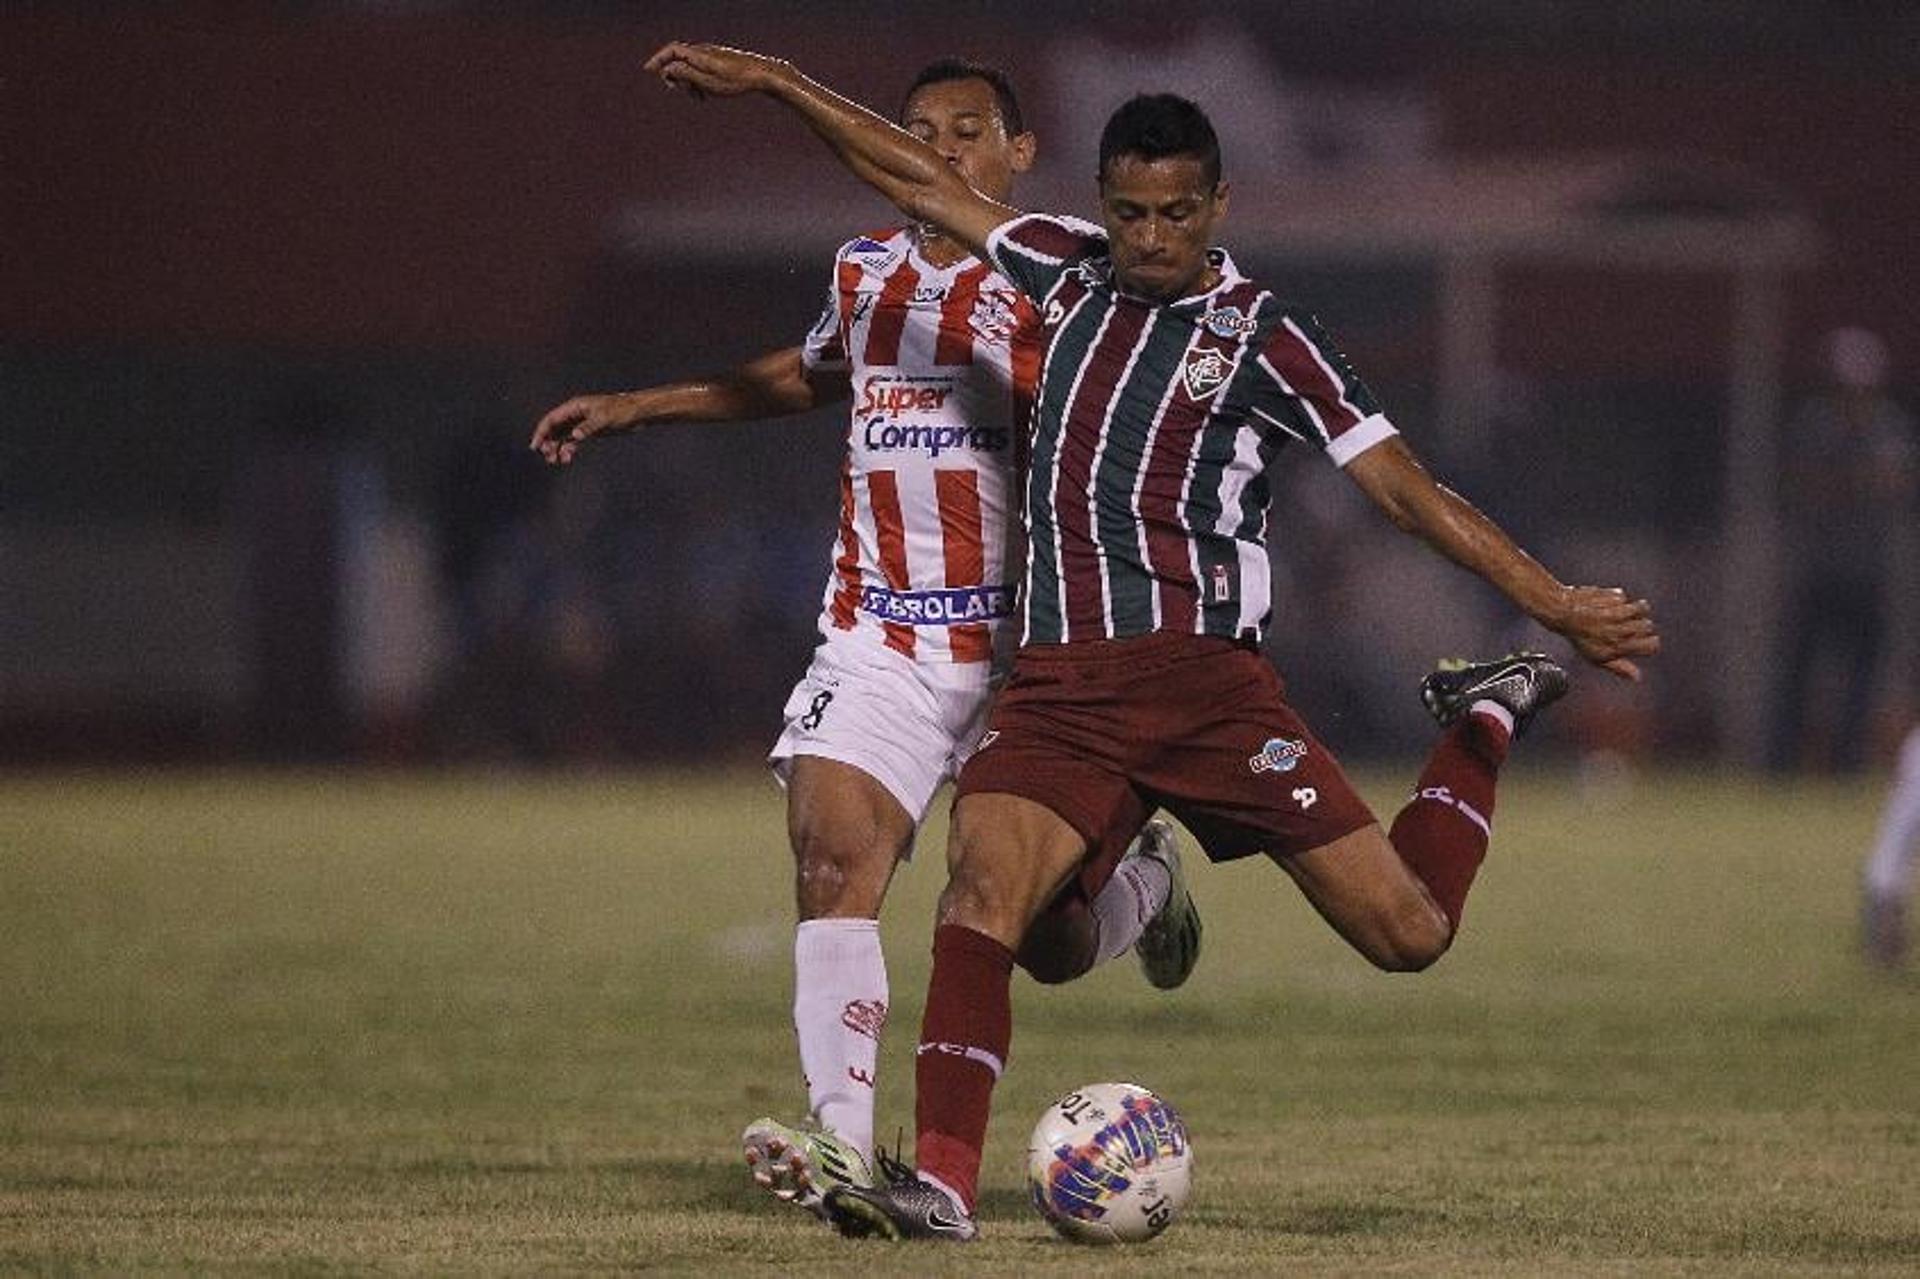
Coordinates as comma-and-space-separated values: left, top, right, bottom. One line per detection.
823, 1150, 977, 1242
1131, 818, 1202, 990
741, 1117, 872, 1218
1420, 651, 1569, 736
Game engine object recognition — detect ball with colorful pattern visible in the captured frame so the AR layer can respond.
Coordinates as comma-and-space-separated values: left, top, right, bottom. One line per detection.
1026, 1081, 1193, 1245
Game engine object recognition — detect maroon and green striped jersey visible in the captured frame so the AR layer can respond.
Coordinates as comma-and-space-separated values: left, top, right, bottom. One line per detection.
985, 212, 1399, 646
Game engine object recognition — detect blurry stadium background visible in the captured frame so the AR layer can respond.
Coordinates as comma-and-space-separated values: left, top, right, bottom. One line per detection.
5, 0, 1917, 772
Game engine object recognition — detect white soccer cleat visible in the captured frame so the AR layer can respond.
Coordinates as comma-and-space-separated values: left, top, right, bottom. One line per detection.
741, 1117, 873, 1218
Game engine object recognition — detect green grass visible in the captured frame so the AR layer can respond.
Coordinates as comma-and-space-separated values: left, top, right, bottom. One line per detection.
1, 768, 1915, 1274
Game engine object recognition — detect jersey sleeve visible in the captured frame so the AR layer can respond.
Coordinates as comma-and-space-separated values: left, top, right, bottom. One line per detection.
799, 249, 852, 375
1245, 310, 1396, 467
984, 213, 1104, 304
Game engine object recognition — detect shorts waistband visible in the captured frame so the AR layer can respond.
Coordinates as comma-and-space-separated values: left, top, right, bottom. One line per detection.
1014, 630, 1253, 670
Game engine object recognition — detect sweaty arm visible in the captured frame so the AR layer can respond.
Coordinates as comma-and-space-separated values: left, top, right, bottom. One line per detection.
530, 345, 848, 466
644, 43, 1016, 261
1343, 437, 1660, 680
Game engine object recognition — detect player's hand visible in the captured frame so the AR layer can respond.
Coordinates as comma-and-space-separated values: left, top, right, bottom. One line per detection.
1545, 585, 1660, 682
643, 42, 789, 99
528, 393, 645, 466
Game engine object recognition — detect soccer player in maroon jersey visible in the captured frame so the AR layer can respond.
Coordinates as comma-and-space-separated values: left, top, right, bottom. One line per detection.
530, 62, 1200, 1222
645, 43, 1661, 1241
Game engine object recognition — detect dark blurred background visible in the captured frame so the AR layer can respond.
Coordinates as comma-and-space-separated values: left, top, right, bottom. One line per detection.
5, 0, 1916, 771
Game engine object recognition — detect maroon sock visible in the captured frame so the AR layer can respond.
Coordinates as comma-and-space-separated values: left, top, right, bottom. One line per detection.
915, 923, 1014, 1213
1389, 710, 1511, 930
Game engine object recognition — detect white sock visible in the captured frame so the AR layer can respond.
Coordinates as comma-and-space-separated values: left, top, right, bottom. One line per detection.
792, 918, 887, 1161
1089, 841, 1172, 966
1865, 728, 1920, 899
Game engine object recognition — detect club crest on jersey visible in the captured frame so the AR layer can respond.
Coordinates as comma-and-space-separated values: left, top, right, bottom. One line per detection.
1249, 736, 1309, 774
970, 289, 1021, 344
1202, 305, 1258, 339
1183, 347, 1232, 400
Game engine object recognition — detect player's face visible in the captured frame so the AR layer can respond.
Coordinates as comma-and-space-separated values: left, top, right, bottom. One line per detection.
901, 78, 1034, 205
1099, 154, 1227, 302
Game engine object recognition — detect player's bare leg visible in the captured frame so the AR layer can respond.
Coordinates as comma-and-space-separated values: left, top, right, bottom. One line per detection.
1276, 652, 1570, 972
743, 756, 911, 1215
1272, 825, 1454, 971
939, 792, 1093, 945
786, 754, 911, 921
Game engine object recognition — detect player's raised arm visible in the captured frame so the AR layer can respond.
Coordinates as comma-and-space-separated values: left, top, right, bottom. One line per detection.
644, 42, 1017, 261
529, 345, 846, 466
1343, 437, 1661, 680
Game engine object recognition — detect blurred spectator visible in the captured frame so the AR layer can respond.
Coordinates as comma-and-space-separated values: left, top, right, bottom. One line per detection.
1767, 328, 1916, 773
431, 447, 824, 764
437, 468, 626, 761
235, 385, 362, 761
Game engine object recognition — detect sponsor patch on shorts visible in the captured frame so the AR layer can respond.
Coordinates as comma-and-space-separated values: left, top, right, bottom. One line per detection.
1249, 736, 1308, 774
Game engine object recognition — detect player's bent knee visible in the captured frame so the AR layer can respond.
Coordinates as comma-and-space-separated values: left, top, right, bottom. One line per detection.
936, 860, 1046, 949
1367, 909, 1453, 972
935, 868, 1000, 929
790, 828, 895, 919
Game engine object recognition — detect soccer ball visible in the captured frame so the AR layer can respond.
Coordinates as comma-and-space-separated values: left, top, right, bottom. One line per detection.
1026, 1081, 1192, 1245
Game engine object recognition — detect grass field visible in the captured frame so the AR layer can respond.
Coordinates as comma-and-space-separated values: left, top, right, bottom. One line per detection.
1, 767, 1915, 1274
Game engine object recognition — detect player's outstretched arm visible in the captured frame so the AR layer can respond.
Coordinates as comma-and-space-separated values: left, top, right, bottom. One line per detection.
1343, 438, 1661, 680
529, 345, 845, 466
643, 42, 1016, 262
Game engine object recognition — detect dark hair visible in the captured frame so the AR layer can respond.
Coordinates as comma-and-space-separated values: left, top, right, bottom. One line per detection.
901, 59, 1025, 136
1098, 93, 1221, 187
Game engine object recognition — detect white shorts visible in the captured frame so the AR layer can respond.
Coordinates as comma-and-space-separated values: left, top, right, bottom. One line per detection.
768, 630, 999, 828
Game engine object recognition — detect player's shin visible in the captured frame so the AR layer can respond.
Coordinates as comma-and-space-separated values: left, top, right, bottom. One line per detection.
914, 923, 1014, 1213
793, 918, 888, 1159
1389, 709, 1510, 931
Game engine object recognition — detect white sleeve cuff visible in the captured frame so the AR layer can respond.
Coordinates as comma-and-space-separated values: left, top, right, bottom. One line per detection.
1326, 413, 1397, 468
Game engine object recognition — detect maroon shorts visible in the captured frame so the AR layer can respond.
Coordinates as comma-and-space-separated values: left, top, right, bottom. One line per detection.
956, 631, 1377, 879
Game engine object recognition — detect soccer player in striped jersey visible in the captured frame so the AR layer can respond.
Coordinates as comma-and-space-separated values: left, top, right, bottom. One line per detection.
647, 43, 1663, 1243
530, 61, 1199, 1222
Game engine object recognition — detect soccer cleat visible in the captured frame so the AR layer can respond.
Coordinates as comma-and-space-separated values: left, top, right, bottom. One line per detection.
1420, 651, 1569, 736
823, 1149, 978, 1242
741, 1117, 872, 1219
1131, 818, 1202, 990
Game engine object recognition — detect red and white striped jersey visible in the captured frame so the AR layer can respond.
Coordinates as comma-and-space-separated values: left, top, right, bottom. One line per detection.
802, 227, 1042, 665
